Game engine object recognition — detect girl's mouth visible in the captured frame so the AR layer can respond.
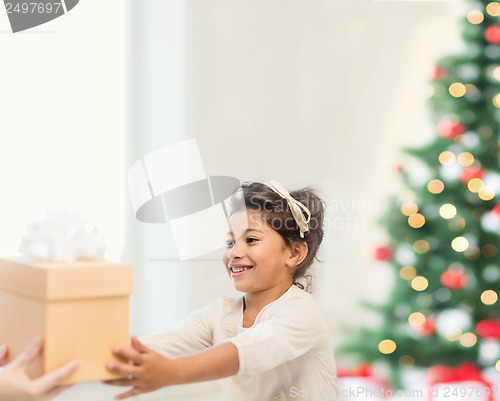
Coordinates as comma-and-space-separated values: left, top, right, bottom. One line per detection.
230, 265, 253, 277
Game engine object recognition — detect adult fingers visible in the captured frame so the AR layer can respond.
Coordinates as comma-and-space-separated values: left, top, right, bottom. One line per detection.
37, 385, 71, 401
112, 346, 142, 365
9, 336, 42, 369
0, 344, 8, 365
31, 360, 80, 394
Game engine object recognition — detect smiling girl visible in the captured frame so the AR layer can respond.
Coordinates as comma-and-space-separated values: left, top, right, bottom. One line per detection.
106, 180, 337, 401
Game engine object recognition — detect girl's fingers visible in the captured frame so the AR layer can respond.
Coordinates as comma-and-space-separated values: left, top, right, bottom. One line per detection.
107, 361, 138, 377
103, 378, 139, 387
32, 360, 80, 394
130, 336, 148, 353
115, 387, 142, 400
112, 346, 142, 365
10, 336, 42, 369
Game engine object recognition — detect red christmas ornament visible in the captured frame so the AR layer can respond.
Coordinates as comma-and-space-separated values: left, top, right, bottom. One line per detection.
374, 246, 392, 261
485, 25, 500, 45
492, 205, 500, 219
477, 319, 500, 339
338, 363, 373, 378
428, 362, 493, 401
437, 120, 466, 139
431, 66, 447, 81
460, 166, 484, 184
415, 316, 436, 337
440, 269, 468, 290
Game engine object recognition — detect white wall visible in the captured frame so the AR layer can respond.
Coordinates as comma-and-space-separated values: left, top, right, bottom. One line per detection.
188, 0, 466, 346
0, 0, 126, 261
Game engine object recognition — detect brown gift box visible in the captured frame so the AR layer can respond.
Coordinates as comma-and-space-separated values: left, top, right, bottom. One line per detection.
0, 257, 133, 384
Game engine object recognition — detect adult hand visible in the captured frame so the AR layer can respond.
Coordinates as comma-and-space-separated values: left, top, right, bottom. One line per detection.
104, 336, 174, 400
0, 337, 80, 401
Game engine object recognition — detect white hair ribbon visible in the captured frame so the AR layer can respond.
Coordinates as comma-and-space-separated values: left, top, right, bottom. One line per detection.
263, 179, 311, 238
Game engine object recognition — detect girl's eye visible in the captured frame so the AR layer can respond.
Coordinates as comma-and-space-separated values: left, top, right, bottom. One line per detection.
226, 239, 234, 246
246, 237, 258, 243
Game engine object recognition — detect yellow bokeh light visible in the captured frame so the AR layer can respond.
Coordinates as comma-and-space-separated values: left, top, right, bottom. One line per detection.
399, 355, 415, 367
451, 237, 469, 252
465, 84, 478, 96
460, 332, 477, 347
398, 189, 415, 203
487, 2, 500, 16
400, 266, 417, 280
481, 290, 498, 305
413, 240, 430, 254
428, 179, 444, 194
478, 126, 493, 139
494, 66, 500, 81
496, 359, 500, 372
408, 312, 426, 327
449, 82, 467, 97
439, 151, 456, 166
458, 152, 474, 167
449, 217, 466, 232
411, 276, 429, 291
445, 329, 462, 342
467, 10, 484, 24
440, 204, 457, 219
479, 186, 495, 201
378, 340, 396, 354
482, 244, 497, 258
401, 202, 418, 216
468, 178, 484, 193
465, 246, 481, 260
425, 84, 435, 99
494, 94, 500, 108
408, 213, 425, 228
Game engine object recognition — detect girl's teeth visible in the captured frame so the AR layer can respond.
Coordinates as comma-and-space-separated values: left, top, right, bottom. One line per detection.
232, 266, 251, 272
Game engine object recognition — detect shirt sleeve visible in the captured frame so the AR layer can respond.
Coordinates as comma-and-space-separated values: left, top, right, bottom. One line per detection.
225, 297, 329, 377
140, 298, 219, 358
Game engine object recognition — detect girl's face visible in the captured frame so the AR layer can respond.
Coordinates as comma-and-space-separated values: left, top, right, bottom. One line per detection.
223, 209, 295, 295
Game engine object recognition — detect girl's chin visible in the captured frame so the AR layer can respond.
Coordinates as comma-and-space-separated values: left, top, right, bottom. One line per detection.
232, 281, 250, 292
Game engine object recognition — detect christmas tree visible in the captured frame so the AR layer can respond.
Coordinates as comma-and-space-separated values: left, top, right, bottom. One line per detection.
343, 0, 500, 388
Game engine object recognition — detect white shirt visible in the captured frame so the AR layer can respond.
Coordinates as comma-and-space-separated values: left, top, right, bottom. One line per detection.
140, 285, 338, 401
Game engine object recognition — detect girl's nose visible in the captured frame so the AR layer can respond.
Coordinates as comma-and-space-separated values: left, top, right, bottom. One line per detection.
228, 238, 245, 258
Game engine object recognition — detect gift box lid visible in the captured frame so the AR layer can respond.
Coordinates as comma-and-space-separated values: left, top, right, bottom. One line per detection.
0, 257, 133, 301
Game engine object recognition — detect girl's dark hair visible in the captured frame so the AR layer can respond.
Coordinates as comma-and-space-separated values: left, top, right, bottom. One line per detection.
228, 181, 326, 292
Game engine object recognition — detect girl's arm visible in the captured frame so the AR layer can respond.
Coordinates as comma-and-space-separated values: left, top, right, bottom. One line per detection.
139, 299, 218, 357
105, 336, 239, 400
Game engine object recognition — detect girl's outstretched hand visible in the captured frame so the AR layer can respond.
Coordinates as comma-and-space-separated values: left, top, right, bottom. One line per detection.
104, 336, 174, 400
105, 335, 239, 400
0, 337, 80, 401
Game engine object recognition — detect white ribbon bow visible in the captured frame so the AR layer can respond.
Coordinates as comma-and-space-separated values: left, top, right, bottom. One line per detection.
263, 179, 311, 238
18, 210, 106, 262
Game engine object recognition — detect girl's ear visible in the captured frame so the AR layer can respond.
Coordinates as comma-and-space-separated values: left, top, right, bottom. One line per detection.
286, 241, 308, 268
